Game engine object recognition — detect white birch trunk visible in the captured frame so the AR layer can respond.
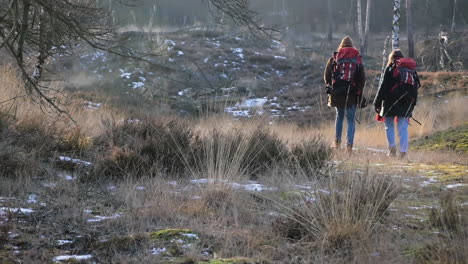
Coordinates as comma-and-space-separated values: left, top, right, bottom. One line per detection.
379, 36, 390, 87
406, 0, 414, 57
363, 0, 372, 56
327, 0, 333, 43
392, 0, 401, 50
357, 0, 363, 48
451, 0, 457, 32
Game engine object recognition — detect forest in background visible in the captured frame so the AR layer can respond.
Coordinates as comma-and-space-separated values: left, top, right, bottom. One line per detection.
113, 0, 468, 35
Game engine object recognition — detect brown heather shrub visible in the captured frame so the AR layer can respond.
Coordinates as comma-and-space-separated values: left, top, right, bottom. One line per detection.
12, 115, 60, 157
0, 146, 43, 178
92, 147, 150, 180
57, 127, 93, 153
91, 118, 195, 179
289, 138, 332, 176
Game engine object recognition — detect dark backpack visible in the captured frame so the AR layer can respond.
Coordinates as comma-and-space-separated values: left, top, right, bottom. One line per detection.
331, 47, 362, 96
390, 58, 420, 102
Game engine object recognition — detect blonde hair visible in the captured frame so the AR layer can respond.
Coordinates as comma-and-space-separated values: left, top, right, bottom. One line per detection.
387, 49, 405, 67
338, 36, 353, 49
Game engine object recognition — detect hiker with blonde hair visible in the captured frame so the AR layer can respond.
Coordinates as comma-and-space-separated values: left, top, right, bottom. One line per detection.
374, 50, 420, 158
324, 36, 366, 153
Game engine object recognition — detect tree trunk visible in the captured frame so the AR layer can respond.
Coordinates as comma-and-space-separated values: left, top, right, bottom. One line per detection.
327, 0, 333, 44
451, 0, 457, 32
357, 0, 363, 51
424, 0, 430, 38
406, 0, 414, 57
392, 0, 401, 50
363, 0, 372, 56
379, 36, 390, 88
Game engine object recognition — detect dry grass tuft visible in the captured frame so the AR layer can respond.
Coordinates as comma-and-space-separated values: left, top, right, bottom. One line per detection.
273, 170, 401, 254
429, 191, 465, 233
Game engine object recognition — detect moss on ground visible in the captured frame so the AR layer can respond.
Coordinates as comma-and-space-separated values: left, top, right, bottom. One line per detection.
412, 123, 468, 153
150, 229, 196, 242
197, 258, 261, 264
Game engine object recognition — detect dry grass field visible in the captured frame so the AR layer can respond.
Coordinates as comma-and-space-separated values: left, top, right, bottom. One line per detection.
0, 56, 467, 264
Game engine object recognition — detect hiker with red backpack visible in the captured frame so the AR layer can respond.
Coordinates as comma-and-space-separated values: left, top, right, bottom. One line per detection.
324, 36, 366, 153
374, 50, 420, 158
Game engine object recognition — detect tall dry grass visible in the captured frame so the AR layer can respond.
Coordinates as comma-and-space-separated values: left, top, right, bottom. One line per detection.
272, 168, 401, 256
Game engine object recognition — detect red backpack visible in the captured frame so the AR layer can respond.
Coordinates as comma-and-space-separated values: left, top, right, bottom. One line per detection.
390, 58, 420, 100
332, 47, 362, 93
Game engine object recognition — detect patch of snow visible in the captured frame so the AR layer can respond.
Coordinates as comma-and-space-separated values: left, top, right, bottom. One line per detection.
169, 181, 177, 186
231, 48, 245, 59
241, 98, 268, 108
59, 156, 92, 167
84, 101, 102, 110
420, 177, 438, 187
408, 205, 433, 210
182, 233, 199, 239
8, 232, 19, 238
42, 182, 57, 188
177, 51, 185, 56
87, 213, 122, 223
56, 240, 73, 246
119, 69, 132, 79
53, 255, 93, 262
232, 183, 277, 192
131, 82, 145, 89
295, 184, 312, 190
204, 58, 209, 63
274, 55, 287, 60
191, 178, 209, 184
135, 186, 145, 190
445, 183, 466, 189
0, 207, 35, 215
168, 58, 175, 62
190, 195, 202, 200
224, 109, 251, 117
220, 73, 228, 79
27, 194, 38, 204
151, 247, 167, 255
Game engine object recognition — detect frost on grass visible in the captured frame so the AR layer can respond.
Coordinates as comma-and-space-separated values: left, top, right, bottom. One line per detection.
59, 156, 92, 167
52, 254, 93, 262
0, 207, 35, 215
87, 213, 122, 223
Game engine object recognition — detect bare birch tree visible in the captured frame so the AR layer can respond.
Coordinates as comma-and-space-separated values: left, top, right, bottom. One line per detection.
406, 0, 414, 57
327, 0, 333, 44
357, 0, 364, 51
362, 0, 372, 56
451, 0, 458, 32
0, 0, 277, 113
392, 0, 401, 50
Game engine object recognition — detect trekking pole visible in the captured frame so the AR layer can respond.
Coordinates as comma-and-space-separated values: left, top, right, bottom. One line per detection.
411, 117, 422, 125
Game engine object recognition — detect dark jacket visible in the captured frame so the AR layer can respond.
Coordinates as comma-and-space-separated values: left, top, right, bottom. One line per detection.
373, 65, 419, 118
324, 51, 366, 108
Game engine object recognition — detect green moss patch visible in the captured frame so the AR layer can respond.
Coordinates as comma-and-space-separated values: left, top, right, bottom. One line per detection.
150, 229, 197, 242
412, 123, 468, 153
197, 258, 261, 264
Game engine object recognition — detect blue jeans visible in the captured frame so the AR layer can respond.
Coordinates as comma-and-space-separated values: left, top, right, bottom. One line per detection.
335, 106, 356, 146
384, 117, 409, 153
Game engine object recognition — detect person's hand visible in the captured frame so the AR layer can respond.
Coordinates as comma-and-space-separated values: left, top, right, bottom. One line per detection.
374, 105, 381, 114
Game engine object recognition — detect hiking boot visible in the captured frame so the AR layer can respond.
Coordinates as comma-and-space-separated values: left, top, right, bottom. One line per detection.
346, 145, 353, 154
387, 146, 397, 157
399, 152, 407, 159
333, 141, 341, 149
